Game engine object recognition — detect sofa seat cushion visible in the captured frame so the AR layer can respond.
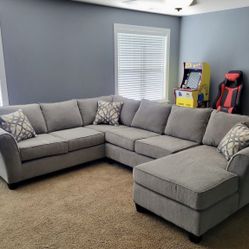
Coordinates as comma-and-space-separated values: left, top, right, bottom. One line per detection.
106, 127, 158, 151
18, 134, 68, 161
135, 135, 198, 159
51, 127, 105, 152
134, 145, 238, 210
86, 124, 126, 133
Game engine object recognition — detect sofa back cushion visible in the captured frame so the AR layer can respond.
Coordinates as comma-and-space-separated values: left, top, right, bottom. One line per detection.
77, 96, 113, 125
41, 100, 82, 132
113, 96, 140, 126
203, 110, 249, 147
131, 99, 171, 134
0, 104, 47, 134
165, 105, 212, 143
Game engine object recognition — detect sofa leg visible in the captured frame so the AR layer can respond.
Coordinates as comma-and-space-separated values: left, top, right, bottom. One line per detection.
135, 203, 147, 213
188, 233, 202, 243
8, 183, 19, 190
106, 158, 115, 165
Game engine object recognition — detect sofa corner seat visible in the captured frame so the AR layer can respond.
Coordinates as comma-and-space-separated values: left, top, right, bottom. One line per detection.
105, 127, 159, 151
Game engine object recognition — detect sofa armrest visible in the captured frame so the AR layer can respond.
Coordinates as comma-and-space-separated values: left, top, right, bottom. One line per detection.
227, 147, 249, 208
227, 147, 249, 177
0, 128, 22, 184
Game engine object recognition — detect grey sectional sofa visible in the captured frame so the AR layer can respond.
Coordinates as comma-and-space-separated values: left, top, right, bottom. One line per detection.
1, 95, 249, 243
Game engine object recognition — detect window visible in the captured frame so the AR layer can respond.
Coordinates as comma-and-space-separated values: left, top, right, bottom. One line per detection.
114, 24, 170, 101
0, 26, 9, 106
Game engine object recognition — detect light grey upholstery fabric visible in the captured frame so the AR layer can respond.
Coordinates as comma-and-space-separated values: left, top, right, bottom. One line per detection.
133, 183, 239, 236
134, 145, 237, 210
0, 104, 47, 134
113, 96, 140, 126
135, 135, 198, 159
77, 96, 113, 125
18, 134, 68, 161
41, 100, 82, 132
0, 128, 22, 183
227, 147, 249, 208
106, 127, 158, 151
86, 124, 126, 133
165, 105, 212, 143
175, 145, 228, 170
21, 145, 105, 182
131, 99, 171, 134
105, 143, 153, 167
51, 127, 104, 152
203, 110, 249, 147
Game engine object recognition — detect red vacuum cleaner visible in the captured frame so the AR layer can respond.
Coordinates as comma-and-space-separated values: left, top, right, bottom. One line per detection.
213, 70, 243, 114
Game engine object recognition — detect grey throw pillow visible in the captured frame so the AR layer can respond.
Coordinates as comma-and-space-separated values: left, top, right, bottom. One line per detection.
202, 110, 249, 147
165, 105, 212, 143
0, 109, 36, 142
217, 122, 249, 161
113, 96, 140, 126
131, 99, 171, 134
93, 101, 123, 126
41, 100, 83, 132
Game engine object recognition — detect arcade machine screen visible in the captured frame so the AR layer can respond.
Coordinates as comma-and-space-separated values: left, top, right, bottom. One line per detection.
186, 72, 201, 89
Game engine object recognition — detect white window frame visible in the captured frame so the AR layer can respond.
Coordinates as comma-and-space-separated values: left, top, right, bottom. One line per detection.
0, 25, 9, 106
114, 23, 170, 102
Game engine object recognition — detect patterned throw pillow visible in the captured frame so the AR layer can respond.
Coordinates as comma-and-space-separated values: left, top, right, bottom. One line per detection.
217, 122, 249, 161
0, 109, 36, 142
93, 101, 123, 126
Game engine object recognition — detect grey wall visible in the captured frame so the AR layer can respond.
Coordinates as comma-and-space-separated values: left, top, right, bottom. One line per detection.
0, 0, 180, 104
179, 7, 249, 114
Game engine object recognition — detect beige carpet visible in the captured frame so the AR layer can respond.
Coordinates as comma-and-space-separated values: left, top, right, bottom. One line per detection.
0, 162, 249, 249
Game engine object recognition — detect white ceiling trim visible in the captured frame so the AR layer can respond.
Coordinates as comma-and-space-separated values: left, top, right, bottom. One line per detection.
73, 0, 249, 16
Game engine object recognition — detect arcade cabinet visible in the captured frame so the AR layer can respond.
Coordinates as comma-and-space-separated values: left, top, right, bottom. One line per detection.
213, 70, 243, 114
175, 62, 211, 108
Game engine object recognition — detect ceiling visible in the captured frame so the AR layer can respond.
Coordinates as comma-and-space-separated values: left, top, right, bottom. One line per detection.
73, 0, 249, 16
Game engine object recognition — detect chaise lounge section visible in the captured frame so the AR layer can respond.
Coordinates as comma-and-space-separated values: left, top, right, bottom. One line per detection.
133, 110, 249, 241
133, 146, 239, 242
1, 95, 249, 242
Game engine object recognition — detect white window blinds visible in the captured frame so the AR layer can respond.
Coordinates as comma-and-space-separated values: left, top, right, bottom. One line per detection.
115, 24, 170, 101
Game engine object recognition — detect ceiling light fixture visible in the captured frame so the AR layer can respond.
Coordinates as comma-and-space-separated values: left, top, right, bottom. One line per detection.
168, 0, 194, 11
